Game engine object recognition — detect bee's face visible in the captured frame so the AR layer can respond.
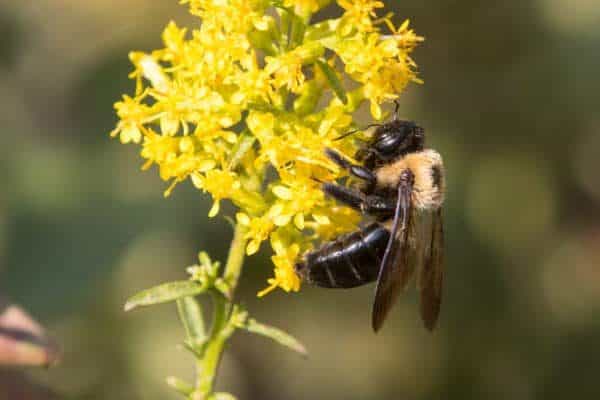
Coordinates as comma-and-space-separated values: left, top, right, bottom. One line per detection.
372, 120, 424, 157
357, 120, 425, 166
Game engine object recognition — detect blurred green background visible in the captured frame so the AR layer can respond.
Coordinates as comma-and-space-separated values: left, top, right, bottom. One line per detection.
1, 0, 600, 399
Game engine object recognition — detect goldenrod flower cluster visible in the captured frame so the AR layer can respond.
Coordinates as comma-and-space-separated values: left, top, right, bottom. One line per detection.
110, 0, 422, 296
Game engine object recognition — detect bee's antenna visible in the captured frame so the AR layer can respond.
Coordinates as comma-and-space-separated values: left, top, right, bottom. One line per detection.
393, 99, 401, 120
310, 176, 324, 184
334, 123, 382, 141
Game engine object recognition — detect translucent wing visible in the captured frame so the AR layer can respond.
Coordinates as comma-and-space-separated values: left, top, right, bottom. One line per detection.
418, 207, 444, 331
371, 170, 414, 332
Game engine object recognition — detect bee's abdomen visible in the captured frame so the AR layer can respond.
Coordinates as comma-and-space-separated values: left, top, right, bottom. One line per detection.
295, 223, 390, 288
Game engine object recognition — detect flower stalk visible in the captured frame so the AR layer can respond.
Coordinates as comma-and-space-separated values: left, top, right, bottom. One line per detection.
194, 224, 247, 398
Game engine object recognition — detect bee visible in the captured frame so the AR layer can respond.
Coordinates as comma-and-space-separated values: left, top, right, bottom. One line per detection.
295, 105, 445, 332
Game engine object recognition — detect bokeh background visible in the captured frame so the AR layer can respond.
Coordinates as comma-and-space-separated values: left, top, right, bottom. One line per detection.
1, 0, 599, 399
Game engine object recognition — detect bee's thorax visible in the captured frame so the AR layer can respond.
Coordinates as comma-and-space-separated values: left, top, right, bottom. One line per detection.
375, 149, 445, 210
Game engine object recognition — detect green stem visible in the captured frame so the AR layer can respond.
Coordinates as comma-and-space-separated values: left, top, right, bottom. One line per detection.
223, 224, 247, 294
193, 223, 247, 399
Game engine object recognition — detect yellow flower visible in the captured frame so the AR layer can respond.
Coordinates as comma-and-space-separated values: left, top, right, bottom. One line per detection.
337, 0, 384, 34
109, 95, 150, 144
110, 0, 422, 294
258, 232, 302, 297
237, 212, 274, 255
334, 26, 421, 118
264, 43, 323, 93
183, 0, 271, 34
193, 170, 242, 217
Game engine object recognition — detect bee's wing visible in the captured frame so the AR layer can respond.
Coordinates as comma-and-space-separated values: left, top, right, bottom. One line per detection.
404, 208, 428, 292
418, 208, 444, 331
371, 170, 414, 332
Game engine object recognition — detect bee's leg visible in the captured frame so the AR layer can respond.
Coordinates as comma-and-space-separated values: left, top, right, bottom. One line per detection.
323, 183, 396, 218
325, 148, 376, 191
362, 195, 396, 217
322, 183, 364, 211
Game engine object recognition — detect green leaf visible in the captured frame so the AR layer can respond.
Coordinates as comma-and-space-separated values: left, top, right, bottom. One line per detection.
176, 297, 206, 346
242, 319, 307, 356
166, 376, 194, 396
124, 281, 207, 311
294, 79, 323, 116
288, 12, 307, 48
315, 60, 348, 104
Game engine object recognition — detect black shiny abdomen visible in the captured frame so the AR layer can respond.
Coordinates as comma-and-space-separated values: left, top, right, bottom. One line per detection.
295, 223, 390, 288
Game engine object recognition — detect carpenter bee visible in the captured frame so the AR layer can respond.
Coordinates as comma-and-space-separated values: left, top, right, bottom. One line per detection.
295, 104, 445, 332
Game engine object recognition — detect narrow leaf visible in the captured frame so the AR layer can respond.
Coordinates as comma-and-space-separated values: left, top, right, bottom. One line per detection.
166, 376, 194, 396
288, 13, 306, 48
124, 281, 207, 311
242, 319, 307, 356
315, 60, 348, 104
176, 297, 205, 344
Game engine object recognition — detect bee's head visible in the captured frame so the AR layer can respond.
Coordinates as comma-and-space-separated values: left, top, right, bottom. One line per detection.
357, 120, 425, 166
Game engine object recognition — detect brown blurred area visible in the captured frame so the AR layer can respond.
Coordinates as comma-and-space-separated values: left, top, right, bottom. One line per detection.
1, 1, 599, 399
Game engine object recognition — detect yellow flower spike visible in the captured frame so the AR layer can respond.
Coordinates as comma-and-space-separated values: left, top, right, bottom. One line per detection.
111, 0, 422, 295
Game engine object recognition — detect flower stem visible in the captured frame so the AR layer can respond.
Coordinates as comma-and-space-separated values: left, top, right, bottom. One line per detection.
223, 224, 247, 295
194, 223, 247, 399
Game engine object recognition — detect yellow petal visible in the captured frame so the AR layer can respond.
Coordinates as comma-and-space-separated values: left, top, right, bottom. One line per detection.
163, 180, 178, 198
294, 213, 305, 230
399, 19, 411, 31
191, 173, 204, 189
197, 159, 216, 172
121, 123, 142, 144
247, 240, 260, 256
138, 54, 170, 93
208, 201, 220, 218
161, 115, 179, 136
272, 185, 293, 200
236, 212, 250, 226
313, 214, 330, 225
268, 203, 284, 217
370, 101, 382, 120
274, 214, 292, 227
179, 136, 194, 153
257, 281, 277, 297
